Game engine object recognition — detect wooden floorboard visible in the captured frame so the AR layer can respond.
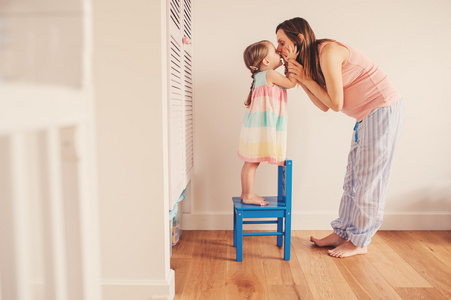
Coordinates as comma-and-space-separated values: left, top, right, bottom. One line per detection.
366, 242, 432, 288
334, 255, 402, 300
394, 287, 448, 300
171, 230, 451, 300
225, 235, 269, 300
377, 231, 451, 299
291, 231, 356, 300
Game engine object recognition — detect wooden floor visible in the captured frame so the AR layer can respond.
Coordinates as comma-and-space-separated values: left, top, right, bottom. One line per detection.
170, 230, 451, 300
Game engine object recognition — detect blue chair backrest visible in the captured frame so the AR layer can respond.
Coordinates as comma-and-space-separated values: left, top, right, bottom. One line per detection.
277, 160, 292, 208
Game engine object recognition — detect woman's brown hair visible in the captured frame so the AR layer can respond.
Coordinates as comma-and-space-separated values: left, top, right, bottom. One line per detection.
243, 40, 271, 107
276, 17, 333, 88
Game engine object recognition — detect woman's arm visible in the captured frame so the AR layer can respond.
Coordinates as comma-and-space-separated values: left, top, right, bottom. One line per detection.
287, 43, 347, 112
298, 82, 329, 112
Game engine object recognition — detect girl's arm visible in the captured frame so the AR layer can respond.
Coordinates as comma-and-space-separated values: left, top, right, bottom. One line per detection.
266, 69, 297, 89
287, 43, 347, 112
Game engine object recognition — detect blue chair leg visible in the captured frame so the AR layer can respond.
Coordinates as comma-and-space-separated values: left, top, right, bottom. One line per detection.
277, 217, 283, 246
233, 205, 237, 247
236, 211, 243, 262
284, 213, 291, 260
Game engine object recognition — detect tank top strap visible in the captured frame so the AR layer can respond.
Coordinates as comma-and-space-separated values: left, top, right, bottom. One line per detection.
318, 41, 350, 56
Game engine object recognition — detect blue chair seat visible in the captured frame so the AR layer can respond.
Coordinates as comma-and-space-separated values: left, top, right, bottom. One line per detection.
233, 196, 287, 210
232, 160, 292, 261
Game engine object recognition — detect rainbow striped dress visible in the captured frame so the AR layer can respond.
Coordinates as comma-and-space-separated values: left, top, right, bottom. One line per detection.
238, 70, 287, 166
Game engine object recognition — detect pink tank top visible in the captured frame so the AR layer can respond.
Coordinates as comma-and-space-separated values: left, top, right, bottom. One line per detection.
319, 42, 401, 121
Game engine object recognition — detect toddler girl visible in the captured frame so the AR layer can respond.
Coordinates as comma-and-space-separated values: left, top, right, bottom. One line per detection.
238, 40, 297, 206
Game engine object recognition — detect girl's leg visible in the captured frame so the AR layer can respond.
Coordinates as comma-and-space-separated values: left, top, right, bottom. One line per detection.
241, 162, 268, 206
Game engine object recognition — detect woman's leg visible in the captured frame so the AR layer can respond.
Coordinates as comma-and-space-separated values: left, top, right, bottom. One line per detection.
241, 162, 268, 206
311, 129, 358, 248
331, 133, 359, 240
330, 100, 405, 257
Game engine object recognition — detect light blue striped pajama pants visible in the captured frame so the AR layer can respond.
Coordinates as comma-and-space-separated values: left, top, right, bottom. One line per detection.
331, 99, 405, 248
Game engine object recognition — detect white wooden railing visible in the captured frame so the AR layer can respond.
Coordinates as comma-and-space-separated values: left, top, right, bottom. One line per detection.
0, 0, 101, 299
0, 85, 101, 300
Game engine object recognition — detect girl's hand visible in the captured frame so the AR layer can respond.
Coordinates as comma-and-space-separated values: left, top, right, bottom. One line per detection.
287, 58, 308, 83
281, 45, 298, 76
284, 45, 298, 61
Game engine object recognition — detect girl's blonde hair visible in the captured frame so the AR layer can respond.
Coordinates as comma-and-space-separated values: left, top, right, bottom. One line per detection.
243, 40, 271, 107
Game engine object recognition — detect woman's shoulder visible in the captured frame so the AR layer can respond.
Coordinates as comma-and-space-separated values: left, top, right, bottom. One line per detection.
319, 40, 348, 53
319, 41, 350, 63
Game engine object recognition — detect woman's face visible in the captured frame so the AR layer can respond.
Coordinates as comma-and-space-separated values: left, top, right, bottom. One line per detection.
276, 29, 296, 58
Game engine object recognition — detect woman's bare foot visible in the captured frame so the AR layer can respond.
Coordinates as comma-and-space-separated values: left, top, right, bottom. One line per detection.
328, 241, 367, 258
310, 233, 347, 247
241, 193, 268, 206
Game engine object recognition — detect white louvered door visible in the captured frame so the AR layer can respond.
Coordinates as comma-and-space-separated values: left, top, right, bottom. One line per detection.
183, 0, 194, 182
168, 0, 194, 209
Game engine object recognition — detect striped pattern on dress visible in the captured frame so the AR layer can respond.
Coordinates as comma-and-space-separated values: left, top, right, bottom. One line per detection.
238, 70, 288, 166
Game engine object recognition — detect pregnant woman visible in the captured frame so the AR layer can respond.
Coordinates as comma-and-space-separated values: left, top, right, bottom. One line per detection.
275, 17, 405, 258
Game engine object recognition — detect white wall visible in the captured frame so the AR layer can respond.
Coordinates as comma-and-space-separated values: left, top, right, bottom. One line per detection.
93, 0, 173, 299
186, 0, 451, 230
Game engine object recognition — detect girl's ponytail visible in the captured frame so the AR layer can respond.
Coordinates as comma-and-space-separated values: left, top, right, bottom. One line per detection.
245, 67, 258, 107
243, 41, 270, 107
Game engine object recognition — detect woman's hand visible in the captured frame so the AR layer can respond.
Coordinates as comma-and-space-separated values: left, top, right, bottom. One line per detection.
287, 58, 308, 83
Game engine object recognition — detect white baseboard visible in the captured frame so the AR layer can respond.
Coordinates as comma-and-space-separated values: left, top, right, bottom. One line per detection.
381, 212, 451, 230
102, 269, 175, 300
182, 211, 451, 230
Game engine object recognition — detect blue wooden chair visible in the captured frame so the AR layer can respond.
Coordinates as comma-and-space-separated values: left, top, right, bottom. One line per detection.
232, 160, 292, 261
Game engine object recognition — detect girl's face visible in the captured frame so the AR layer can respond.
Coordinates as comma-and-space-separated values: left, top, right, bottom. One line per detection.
276, 29, 296, 58
266, 43, 283, 69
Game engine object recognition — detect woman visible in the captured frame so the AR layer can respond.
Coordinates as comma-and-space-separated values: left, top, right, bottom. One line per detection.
276, 17, 405, 258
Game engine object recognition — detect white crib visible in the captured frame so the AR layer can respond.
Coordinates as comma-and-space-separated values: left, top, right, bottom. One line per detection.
0, 1, 101, 299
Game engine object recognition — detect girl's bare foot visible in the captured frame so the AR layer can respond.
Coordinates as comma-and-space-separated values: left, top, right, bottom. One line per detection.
310, 233, 347, 247
242, 194, 265, 202
241, 193, 268, 206
256, 194, 266, 202
328, 241, 367, 258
